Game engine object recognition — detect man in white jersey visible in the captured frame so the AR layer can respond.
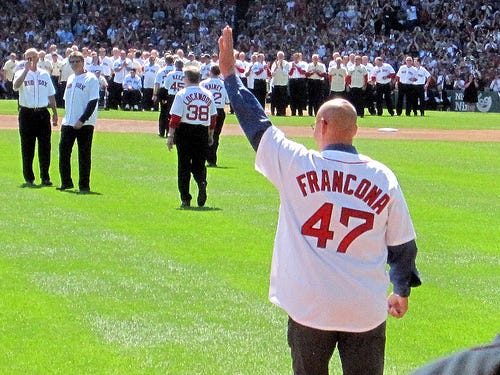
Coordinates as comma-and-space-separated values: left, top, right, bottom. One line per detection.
373, 56, 396, 116
200, 65, 229, 167
395, 56, 416, 116
219, 26, 421, 375
412, 57, 431, 116
167, 66, 217, 208
153, 55, 174, 137
13, 48, 58, 187
142, 54, 160, 111
57, 51, 99, 193
122, 68, 142, 111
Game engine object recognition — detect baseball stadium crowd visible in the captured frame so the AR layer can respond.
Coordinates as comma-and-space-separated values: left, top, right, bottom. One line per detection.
1, 0, 499, 111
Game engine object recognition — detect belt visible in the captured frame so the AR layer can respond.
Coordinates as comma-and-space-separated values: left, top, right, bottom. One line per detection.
20, 106, 47, 112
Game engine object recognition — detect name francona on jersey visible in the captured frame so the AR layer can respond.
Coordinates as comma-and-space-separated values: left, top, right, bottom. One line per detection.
296, 169, 390, 214
182, 92, 213, 106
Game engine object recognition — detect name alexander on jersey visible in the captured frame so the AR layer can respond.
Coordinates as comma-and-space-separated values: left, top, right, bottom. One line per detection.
296, 169, 390, 215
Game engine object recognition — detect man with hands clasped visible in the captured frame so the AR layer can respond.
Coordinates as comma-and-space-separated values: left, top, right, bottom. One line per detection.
58, 51, 99, 193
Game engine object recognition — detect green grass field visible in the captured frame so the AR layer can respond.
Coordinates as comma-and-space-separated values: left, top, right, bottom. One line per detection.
0, 102, 499, 374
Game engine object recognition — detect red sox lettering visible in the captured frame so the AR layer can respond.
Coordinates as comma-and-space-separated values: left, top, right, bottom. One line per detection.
24, 79, 49, 87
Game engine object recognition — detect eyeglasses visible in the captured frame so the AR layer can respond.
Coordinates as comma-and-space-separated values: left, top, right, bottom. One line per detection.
69, 60, 83, 64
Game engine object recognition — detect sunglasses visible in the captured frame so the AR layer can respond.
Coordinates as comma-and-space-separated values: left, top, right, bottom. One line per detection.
69, 60, 83, 64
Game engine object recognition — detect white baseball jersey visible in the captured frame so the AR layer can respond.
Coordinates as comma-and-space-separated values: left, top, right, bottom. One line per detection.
143, 63, 160, 89
289, 61, 308, 78
13, 68, 56, 107
63, 72, 100, 126
271, 60, 290, 86
255, 126, 416, 332
164, 70, 185, 95
99, 55, 114, 77
348, 64, 368, 88
329, 66, 348, 91
200, 77, 229, 109
235, 59, 248, 78
154, 65, 174, 88
112, 58, 132, 84
307, 61, 326, 81
169, 85, 217, 126
373, 63, 395, 84
396, 64, 416, 84
122, 74, 142, 90
413, 66, 431, 85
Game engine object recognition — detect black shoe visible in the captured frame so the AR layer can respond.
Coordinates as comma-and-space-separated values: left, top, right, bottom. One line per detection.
207, 162, 217, 168
23, 180, 35, 187
180, 200, 191, 208
41, 179, 53, 186
197, 182, 207, 207
57, 183, 74, 190
79, 187, 90, 193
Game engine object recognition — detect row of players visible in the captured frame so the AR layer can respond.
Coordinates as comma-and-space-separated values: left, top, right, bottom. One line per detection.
3, 46, 432, 117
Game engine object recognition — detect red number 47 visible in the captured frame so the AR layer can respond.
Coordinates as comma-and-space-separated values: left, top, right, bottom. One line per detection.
301, 203, 374, 252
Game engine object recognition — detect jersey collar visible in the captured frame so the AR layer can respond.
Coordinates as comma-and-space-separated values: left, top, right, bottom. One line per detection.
323, 143, 358, 154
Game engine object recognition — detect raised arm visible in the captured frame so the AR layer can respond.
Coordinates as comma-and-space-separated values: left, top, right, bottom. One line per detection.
218, 26, 271, 151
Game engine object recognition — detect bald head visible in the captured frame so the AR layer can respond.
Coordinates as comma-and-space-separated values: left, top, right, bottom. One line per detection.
314, 99, 358, 149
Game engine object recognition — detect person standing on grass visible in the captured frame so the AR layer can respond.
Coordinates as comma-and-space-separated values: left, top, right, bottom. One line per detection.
13, 47, 58, 187
167, 66, 216, 208
218, 26, 421, 375
58, 51, 99, 193
200, 64, 229, 167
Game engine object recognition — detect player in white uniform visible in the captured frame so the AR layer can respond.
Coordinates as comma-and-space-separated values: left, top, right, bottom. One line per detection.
13, 48, 58, 186
167, 66, 217, 208
121, 68, 142, 110
142, 54, 160, 111
373, 56, 396, 116
58, 51, 100, 192
218, 26, 421, 375
412, 57, 431, 116
153, 55, 175, 137
395, 56, 416, 116
200, 65, 229, 167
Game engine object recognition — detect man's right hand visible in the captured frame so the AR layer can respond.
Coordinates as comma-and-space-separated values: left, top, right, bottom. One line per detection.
218, 26, 236, 79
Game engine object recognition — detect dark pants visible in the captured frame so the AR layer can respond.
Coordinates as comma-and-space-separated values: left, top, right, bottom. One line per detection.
18, 107, 52, 183
288, 317, 386, 375
59, 125, 94, 190
289, 78, 307, 116
158, 94, 174, 137
207, 108, 225, 165
364, 84, 376, 115
142, 88, 156, 110
307, 79, 323, 116
122, 89, 141, 109
349, 87, 365, 116
413, 84, 425, 115
253, 79, 267, 109
396, 83, 413, 116
272, 85, 288, 116
57, 81, 66, 108
174, 123, 209, 203
108, 79, 122, 110
376, 83, 394, 116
